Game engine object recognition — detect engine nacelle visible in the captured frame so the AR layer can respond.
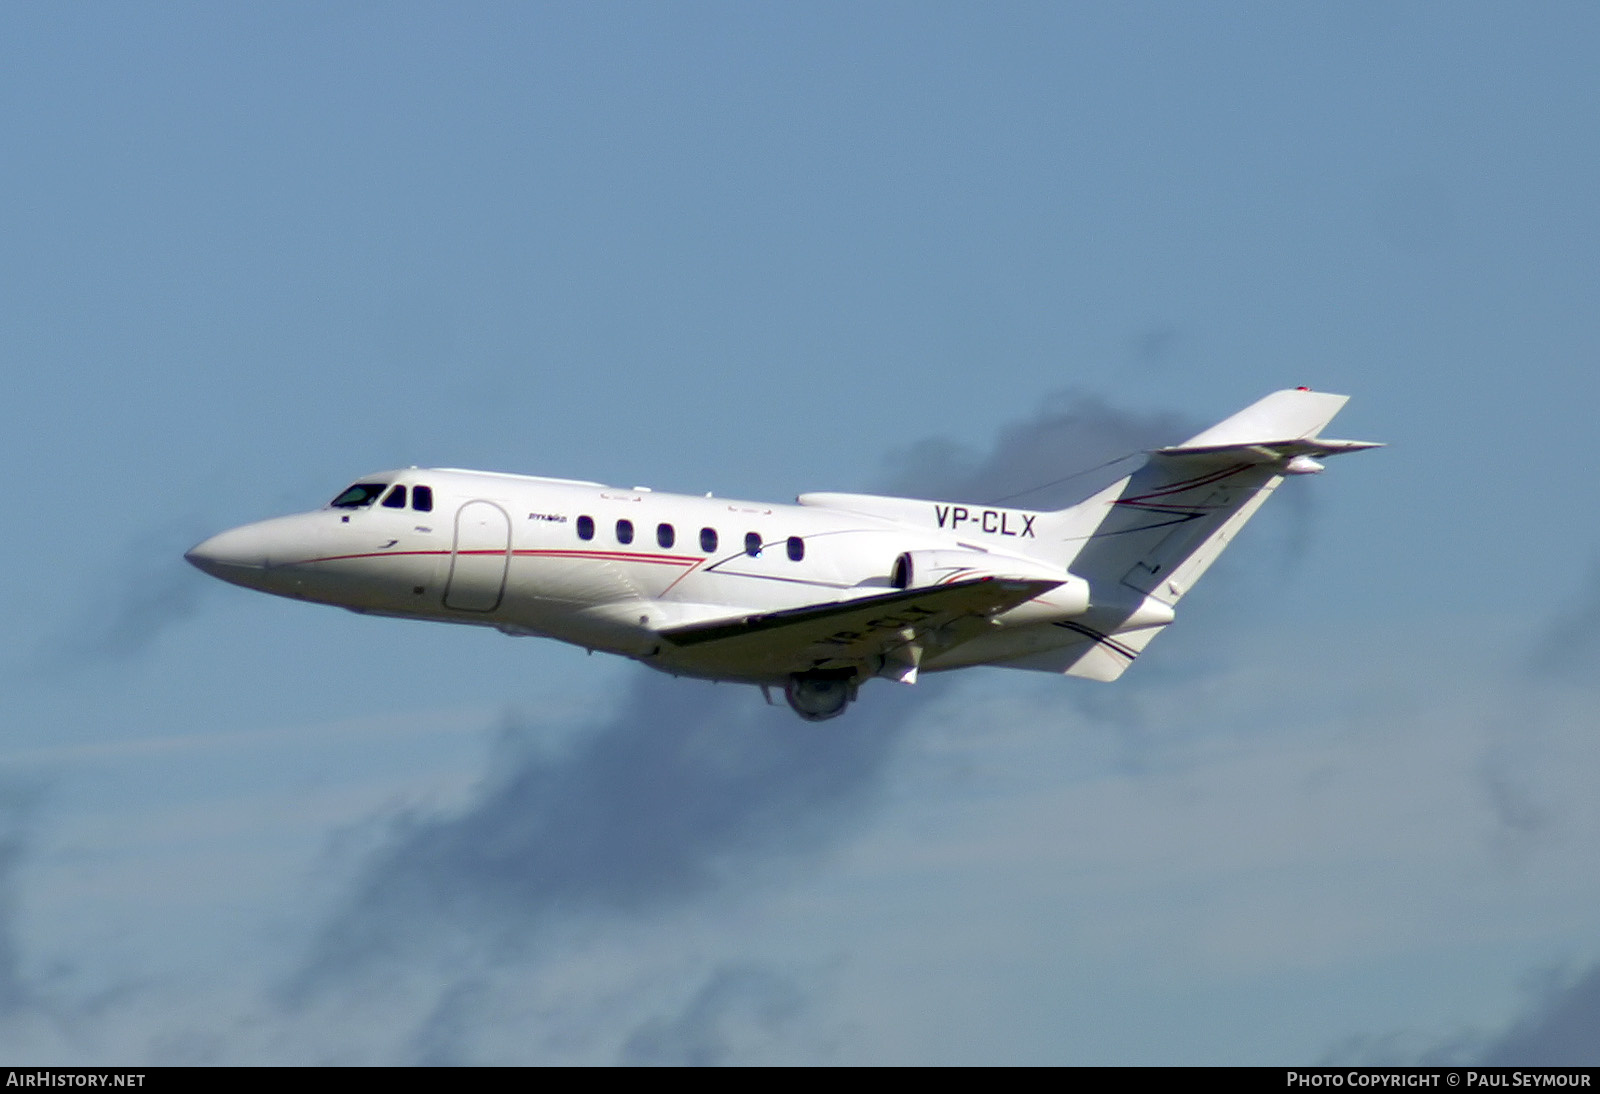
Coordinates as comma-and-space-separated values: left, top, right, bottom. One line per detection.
891, 549, 1088, 622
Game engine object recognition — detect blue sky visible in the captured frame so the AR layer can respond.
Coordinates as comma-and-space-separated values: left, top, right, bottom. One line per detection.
3, 2, 1600, 1064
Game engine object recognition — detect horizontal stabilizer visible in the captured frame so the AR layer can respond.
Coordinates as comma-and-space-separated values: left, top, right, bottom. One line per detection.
1153, 389, 1381, 467
1155, 437, 1384, 463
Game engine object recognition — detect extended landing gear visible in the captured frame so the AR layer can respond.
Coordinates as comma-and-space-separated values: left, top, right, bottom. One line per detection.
783, 671, 860, 722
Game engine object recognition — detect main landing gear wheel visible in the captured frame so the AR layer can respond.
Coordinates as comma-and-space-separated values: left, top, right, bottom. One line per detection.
783, 672, 859, 722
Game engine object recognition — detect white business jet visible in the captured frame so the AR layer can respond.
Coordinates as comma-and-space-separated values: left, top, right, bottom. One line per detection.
187, 388, 1377, 721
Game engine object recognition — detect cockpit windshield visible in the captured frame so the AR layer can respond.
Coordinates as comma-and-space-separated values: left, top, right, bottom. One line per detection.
329, 482, 389, 509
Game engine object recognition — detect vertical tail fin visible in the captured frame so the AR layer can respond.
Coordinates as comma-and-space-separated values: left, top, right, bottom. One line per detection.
1013, 389, 1378, 680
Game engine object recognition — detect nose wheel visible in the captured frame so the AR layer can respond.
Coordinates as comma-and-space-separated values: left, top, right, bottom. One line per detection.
783, 671, 859, 722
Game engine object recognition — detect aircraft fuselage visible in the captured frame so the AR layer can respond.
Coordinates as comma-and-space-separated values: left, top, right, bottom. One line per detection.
186, 468, 1087, 690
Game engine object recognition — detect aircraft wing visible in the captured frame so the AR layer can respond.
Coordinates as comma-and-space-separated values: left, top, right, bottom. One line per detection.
658, 576, 1060, 682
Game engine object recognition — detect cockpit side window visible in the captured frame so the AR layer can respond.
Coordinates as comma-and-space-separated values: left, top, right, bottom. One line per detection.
330, 482, 388, 509
382, 485, 408, 509
412, 485, 433, 512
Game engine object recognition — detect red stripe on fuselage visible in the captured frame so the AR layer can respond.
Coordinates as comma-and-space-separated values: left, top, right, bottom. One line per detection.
515, 548, 699, 567
295, 547, 702, 568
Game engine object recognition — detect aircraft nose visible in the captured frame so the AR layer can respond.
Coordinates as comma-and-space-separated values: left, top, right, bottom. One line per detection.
185, 526, 270, 582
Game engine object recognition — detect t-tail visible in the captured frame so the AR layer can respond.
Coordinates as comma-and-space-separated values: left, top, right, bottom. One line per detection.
1008, 388, 1380, 681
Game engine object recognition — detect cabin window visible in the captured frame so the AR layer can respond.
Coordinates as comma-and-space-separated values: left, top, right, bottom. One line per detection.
657, 523, 675, 549
330, 482, 388, 508
744, 532, 762, 557
382, 485, 408, 509
616, 519, 634, 545
700, 527, 718, 553
787, 536, 805, 562
576, 515, 595, 541
412, 485, 433, 512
